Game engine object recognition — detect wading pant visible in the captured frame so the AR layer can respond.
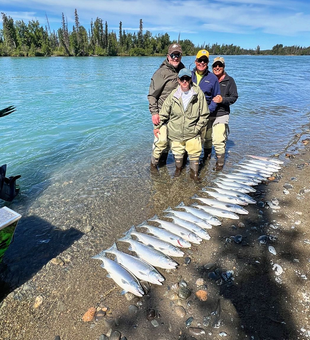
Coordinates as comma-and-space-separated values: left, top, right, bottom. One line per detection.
204, 121, 229, 155
171, 135, 202, 161
152, 125, 169, 159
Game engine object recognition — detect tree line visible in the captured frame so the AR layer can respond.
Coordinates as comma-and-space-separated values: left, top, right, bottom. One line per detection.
1, 10, 310, 57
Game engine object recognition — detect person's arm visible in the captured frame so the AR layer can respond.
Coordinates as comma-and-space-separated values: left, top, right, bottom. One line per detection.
147, 70, 166, 125
222, 78, 238, 105
196, 93, 210, 133
209, 79, 221, 112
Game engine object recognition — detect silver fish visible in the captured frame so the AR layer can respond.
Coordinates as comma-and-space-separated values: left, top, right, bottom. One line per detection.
102, 243, 165, 285
236, 164, 274, 177
246, 154, 284, 165
149, 215, 203, 244
192, 195, 249, 214
175, 202, 224, 223
232, 169, 267, 181
164, 206, 220, 227
92, 253, 144, 297
219, 172, 262, 183
127, 226, 184, 257
137, 222, 191, 248
192, 203, 239, 219
244, 159, 280, 171
206, 187, 256, 204
214, 179, 256, 193
119, 234, 178, 269
216, 176, 259, 187
202, 189, 250, 205
165, 214, 211, 240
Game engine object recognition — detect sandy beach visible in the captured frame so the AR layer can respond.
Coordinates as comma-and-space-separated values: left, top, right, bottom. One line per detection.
0, 130, 310, 340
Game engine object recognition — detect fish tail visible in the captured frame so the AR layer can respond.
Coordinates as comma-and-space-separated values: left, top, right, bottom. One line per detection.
136, 221, 148, 229
163, 207, 172, 213
91, 252, 106, 262
104, 242, 118, 254
148, 214, 158, 221
176, 202, 185, 208
191, 194, 198, 199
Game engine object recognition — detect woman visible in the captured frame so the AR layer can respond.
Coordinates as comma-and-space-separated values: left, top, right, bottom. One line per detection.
153, 68, 209, 181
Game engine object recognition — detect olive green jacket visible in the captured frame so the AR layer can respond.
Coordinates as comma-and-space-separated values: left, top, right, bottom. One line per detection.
157, 83, 209, 142
147, 59, 185, 117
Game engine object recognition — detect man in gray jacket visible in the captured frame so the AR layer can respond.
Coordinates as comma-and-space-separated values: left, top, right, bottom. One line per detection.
148, 43, 185, 171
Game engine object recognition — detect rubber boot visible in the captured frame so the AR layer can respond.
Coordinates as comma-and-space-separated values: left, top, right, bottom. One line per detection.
215, 153, 225, 171
190, 160, 200, 182
174, 158, 183, 177
158, 152, 168, 167
182, 151, 188, 168
150, 155, 159, 174
203, 148, 212, 162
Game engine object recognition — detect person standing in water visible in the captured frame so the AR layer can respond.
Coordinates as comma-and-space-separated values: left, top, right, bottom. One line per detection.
211, 56, 238, 170
148, 43, 185, 172
153, 68, 209, 181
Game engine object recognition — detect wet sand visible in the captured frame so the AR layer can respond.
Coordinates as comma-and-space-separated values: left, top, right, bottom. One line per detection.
0, 132, 310, 340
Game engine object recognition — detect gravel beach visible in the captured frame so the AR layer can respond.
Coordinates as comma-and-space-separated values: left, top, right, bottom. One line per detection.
1, 133, 310, 340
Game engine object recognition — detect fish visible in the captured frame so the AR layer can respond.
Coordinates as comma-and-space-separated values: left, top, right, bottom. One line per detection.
127, 226, 184, 257
236, 164, 275, 177
218, 172, 262, 183
243, 159, 281, 171
214, 179, 256, 193
205, 187, 256, 204
246, 154, 284, 165
164, 206, 221, 227
202, 189, 250, 205
119, 233, 178, 269
216, 175, 259, 187
192, 203, 239, 219
165, 214, 211, 240
175, 202, 225, 224
148, 215, 203, 244
232, 169, 267, 181
136, 222, 191, 248
101, 243, 165, 285
191, 194, 249, 214
92, 253, 145, 297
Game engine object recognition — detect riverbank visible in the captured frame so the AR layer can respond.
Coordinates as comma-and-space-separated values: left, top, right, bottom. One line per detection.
0, 134, 310, 340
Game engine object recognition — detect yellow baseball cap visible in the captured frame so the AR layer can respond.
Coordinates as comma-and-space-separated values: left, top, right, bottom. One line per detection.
196, 50, 210, 60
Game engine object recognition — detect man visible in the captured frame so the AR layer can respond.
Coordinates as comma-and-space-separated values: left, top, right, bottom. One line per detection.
191, 50, 221, 163
212, 56, 238, 170
148, 43, 185, 172
154, 68, 209, 181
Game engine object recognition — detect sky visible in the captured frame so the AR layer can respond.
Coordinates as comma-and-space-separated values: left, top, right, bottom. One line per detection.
1, 0, 310, 50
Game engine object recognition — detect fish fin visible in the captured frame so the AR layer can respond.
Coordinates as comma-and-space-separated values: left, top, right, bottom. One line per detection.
106, 273, 111, 278
191, 194, 198, 199
191, 202, 198, 207
163, 207, 172, 213
176, 202, 185, 208
122, 225, 135, 238
121, 290, 127, 295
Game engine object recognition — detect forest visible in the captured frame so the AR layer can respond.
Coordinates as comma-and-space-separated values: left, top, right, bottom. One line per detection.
1, 10, 310, 57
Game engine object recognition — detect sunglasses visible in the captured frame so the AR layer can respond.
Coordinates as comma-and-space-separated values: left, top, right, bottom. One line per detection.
196, 59, 208, 64
180, 76, 191, 82
213, 63, 224, 68
170, 53, 181, 59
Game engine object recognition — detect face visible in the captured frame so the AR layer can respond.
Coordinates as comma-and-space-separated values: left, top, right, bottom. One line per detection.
195, 57, 208, 73
167, 52, 182, 68
212, 62, 225, 77
178, 76, 192, 92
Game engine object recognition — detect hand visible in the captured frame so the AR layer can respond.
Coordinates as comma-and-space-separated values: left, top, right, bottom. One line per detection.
212, 95, 223, 104
152, 114, 160, 125
154, 129, 160, 138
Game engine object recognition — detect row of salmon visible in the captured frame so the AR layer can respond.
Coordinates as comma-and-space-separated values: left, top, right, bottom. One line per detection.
92, 155, 283, 297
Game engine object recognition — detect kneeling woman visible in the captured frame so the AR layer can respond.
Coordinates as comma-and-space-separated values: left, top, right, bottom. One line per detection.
153, 68, 209, 181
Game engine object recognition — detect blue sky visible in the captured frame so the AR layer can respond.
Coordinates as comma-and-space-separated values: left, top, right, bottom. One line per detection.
1, 0, 310, 50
